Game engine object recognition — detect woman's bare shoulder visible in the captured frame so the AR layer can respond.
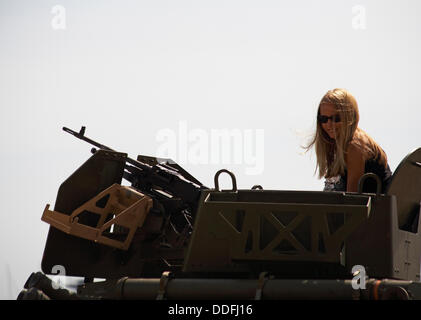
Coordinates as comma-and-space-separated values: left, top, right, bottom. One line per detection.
346, 141, 367, 161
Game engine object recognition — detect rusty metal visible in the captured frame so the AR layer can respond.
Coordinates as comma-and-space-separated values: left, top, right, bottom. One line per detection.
42, 183, 153, 250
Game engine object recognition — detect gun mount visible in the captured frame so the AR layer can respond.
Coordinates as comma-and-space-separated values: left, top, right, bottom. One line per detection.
19, 127, 421, 300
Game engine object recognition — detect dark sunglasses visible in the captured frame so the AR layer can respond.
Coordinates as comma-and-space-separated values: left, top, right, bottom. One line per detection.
318, 114, 341, 123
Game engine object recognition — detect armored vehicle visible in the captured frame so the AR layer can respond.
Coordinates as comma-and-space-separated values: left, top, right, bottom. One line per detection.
18, 127, 421, 300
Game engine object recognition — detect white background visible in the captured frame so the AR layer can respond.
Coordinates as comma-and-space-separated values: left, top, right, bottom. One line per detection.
1, 0, 420, 299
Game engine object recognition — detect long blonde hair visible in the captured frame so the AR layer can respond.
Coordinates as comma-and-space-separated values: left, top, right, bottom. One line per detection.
306, 88, 387, 178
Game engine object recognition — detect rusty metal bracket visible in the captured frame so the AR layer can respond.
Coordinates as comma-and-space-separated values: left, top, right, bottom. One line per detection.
42, 183, 153, 250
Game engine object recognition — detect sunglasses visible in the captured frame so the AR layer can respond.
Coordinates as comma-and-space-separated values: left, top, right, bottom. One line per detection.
318, 114, 341, 123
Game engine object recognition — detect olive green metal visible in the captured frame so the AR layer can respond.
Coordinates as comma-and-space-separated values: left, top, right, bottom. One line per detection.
346, 194, 421, 282
76, 275, 421, 300
184, 189, 371, 273
386, 147, 421, 228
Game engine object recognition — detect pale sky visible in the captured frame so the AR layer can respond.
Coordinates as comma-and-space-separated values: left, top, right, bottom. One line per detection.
1, 0, 420, 299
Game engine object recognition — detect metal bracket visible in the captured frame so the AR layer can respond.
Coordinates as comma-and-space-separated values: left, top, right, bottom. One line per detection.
41, 183, 153, 250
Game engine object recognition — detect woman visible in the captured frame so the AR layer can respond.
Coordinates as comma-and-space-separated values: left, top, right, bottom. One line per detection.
306, 88, 392, 193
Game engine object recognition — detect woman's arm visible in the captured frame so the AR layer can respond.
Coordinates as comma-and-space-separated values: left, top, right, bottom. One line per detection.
345, 143, 366, 192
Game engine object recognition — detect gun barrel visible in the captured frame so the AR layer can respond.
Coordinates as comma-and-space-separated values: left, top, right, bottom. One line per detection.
63, 126, 152, 170
62, 126, 205, 222
63, 126, 114, 152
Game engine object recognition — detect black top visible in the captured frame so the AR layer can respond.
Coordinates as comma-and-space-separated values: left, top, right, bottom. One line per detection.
324, 156, 393, 193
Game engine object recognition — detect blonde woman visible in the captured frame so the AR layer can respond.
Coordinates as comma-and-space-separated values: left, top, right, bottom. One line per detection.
306, 88, 392, 193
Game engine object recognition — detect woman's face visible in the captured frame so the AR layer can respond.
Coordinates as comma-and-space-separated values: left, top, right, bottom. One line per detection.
319, 103, 342, 140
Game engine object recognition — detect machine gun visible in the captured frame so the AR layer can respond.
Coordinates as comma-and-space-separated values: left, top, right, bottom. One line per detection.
40, 127, 208, 279
62, 126, 207, 224
59, 126, 208, 244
